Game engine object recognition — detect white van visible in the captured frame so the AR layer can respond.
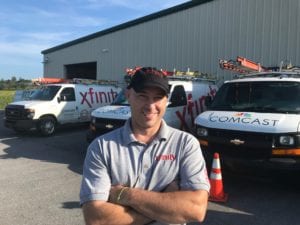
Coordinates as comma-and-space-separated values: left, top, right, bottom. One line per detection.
86, 77, 218, 142
4, 80, 121, 136
195, 71, 300, 172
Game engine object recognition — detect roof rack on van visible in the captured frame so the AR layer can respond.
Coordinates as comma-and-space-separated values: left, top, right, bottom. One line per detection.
167, 74, 217, 83
168, 68, 217, 83
235, 71, 300, 79
31, 77, 68, 85
219, 56, 300, 76
71, 78, 119, 86
219, 56, 270, 74
124, 67, 217, 83
32, 77, 119, 86
280, 67, 300, 73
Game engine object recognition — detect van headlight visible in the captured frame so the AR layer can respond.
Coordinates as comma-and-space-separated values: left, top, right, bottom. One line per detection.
91, 116, 96, 125
25, 108, 35, 119
196, 127, 208, 137
279, 135, 294, 146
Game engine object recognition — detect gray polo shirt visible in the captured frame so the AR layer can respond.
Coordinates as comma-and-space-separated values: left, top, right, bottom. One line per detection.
80, 119, 210, 223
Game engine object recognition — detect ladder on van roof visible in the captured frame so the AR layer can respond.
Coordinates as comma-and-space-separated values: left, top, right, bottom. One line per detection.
31, 77, 68, 85
219, 56, 300, 75
219, 56, 270, 74
31, 77, 119, 86
125, 67, 218, 83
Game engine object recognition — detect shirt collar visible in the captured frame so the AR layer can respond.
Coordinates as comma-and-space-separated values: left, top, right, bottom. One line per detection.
122, 118, 169, 145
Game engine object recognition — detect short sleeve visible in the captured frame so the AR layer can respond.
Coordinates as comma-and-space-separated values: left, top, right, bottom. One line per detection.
79, 139, 111, 205
179, 135, 210, 192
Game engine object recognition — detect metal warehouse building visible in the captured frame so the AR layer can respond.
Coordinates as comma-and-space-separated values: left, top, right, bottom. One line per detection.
41, 0, 300, 86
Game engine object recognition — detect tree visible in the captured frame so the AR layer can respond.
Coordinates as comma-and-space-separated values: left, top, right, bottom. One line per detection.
0, 77, 32, 90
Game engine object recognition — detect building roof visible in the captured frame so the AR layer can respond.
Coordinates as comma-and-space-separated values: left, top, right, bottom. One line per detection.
41, 0, 213, 54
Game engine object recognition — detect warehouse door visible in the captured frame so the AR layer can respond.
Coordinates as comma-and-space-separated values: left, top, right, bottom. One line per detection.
65, 62, 97, 79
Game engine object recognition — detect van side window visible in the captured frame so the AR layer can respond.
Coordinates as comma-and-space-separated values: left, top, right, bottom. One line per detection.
60, 87, 75, 101
169, 85, 187, 107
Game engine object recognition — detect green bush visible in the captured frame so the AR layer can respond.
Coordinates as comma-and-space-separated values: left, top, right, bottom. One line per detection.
0, 90, 15, 109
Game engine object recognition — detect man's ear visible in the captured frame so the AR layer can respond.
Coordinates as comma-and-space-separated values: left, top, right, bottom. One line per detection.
125, 89, 130, 99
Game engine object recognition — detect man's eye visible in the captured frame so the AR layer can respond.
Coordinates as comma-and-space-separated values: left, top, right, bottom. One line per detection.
137, 95, 147, 100
154, 97, 163, 101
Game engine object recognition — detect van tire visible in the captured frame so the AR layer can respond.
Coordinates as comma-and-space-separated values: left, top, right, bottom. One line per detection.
13, 128, 26, 134
38, 116, 56, 136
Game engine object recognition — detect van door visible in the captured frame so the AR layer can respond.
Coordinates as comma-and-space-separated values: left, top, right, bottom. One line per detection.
57, 87, 78, 123
166, 85, 188, 129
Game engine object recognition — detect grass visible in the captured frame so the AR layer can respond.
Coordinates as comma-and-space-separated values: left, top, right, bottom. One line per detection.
0, 90, 15, 110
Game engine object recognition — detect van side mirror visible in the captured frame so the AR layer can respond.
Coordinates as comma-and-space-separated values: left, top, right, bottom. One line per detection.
57, 96, 61, 103
205, 95, 212, 107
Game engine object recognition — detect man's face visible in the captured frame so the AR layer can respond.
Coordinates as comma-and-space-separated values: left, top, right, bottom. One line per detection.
126, 87, 168, 130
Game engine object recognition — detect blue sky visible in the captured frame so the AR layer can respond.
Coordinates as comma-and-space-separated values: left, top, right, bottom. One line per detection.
0, 0, 188, 80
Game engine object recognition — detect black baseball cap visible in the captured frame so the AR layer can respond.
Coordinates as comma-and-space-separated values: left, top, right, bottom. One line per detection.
127, 67, 169, 95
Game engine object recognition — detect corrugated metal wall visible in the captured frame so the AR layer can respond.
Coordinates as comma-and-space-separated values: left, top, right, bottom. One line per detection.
43, 0, 300, 85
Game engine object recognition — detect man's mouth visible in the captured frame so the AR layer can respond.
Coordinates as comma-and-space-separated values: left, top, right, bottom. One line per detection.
143, 111, 158, 117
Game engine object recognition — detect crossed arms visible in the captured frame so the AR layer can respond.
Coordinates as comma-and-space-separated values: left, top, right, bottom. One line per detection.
82, 182, 209, 225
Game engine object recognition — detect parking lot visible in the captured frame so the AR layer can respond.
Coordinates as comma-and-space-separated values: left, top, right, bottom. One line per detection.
1, 110, 300, 225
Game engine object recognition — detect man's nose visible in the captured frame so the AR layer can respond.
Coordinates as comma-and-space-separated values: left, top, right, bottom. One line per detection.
144, 98, 157, 108
143, 97, 155, 104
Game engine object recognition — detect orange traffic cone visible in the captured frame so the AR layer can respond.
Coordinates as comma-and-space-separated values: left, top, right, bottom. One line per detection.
209, 152, 228, 202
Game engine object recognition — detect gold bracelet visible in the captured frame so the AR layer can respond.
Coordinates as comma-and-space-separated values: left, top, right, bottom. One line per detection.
117, 187, 128, 202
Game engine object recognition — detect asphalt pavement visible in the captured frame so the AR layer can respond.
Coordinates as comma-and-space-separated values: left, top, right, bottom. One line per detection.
0, 113, 300, 225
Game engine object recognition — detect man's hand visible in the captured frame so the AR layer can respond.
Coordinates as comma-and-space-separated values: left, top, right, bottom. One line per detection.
110, 180, 179, 206
109, 185, 129, 205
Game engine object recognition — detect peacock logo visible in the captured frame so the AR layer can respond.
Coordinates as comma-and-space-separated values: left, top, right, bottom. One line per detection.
234, 112, 251, 117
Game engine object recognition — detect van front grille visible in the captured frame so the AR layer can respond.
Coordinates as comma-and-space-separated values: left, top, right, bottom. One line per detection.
5, 105, 26, 120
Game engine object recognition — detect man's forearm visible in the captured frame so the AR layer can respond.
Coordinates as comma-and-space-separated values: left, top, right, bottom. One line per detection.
119, 188, 209, 224
82, 200, 152, 225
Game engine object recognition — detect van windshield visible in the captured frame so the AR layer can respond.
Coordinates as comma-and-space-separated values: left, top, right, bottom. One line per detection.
210, 81, 300, 114
29, 85, 61, 101
111, 89, 129, 105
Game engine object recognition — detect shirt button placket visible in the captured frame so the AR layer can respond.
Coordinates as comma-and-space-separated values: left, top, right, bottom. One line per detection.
140, 145, 152, 185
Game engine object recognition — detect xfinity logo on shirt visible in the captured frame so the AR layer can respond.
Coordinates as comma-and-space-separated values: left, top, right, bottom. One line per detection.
155, 154, 176, 161
208, 112, 279, 126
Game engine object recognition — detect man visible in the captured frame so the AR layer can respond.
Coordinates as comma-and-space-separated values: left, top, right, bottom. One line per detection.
80, 67, 210, 225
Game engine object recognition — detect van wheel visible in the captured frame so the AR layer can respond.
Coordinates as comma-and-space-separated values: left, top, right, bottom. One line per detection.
39, 116, 56, 136
13, 128, 26, 134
